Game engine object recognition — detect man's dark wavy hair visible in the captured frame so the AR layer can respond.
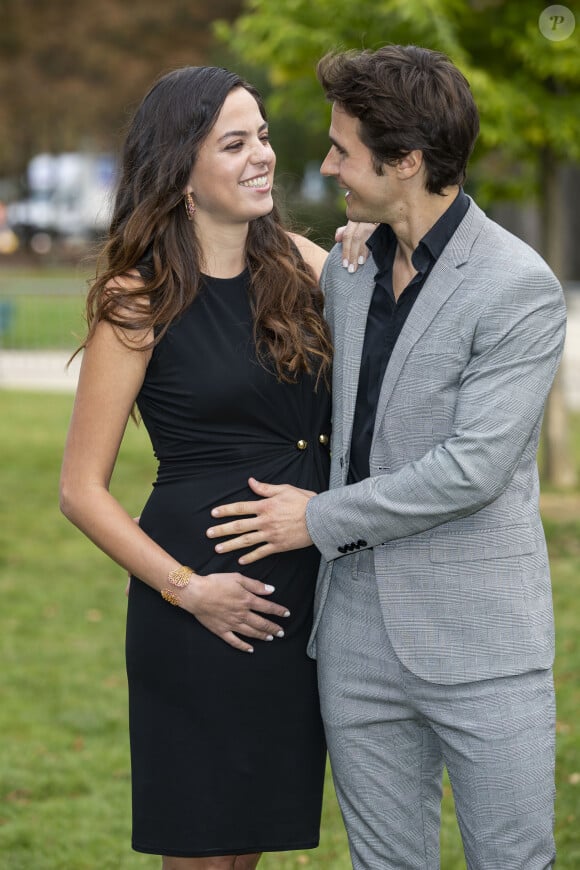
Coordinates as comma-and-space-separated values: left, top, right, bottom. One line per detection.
317, 44, 480, 194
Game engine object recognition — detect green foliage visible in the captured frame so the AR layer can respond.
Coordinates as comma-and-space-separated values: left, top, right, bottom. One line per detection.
217, 0, 580, 199
0, 391, 579, 867
216, 0, 469, 120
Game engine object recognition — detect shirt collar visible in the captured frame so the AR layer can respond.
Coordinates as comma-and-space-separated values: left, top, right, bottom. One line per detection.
367, 188, 470, 273
420, 188, 470, 262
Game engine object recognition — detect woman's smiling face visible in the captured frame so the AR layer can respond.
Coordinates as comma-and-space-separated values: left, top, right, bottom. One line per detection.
185, 86, 276, 226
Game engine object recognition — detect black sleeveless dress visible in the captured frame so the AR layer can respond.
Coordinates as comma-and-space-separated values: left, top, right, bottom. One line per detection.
126, 269, 330, 858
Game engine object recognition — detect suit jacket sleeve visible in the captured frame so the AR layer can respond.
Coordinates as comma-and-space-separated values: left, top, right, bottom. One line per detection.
306, 263, 567, 562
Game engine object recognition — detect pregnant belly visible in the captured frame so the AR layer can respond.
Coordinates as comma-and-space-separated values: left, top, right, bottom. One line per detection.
137, 462, 324, 624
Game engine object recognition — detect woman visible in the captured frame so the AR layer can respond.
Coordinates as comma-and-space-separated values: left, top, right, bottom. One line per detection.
60, 66, 369, 869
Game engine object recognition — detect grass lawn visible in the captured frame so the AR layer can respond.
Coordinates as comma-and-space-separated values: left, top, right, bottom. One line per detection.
0, 391, 579, 869
0, 266, 90, 350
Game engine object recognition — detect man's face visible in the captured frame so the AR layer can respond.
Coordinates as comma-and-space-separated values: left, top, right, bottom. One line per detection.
320, 103, 397, 223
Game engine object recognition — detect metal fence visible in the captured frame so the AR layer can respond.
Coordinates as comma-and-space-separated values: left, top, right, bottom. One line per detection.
0, 269, 578, 401
0, 267, 88, 390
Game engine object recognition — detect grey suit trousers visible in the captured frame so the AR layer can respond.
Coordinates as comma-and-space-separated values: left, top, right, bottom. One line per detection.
317, 549, 556, 870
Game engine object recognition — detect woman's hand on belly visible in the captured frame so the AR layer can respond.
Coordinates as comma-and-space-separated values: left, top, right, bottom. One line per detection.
183, 572, 291, 654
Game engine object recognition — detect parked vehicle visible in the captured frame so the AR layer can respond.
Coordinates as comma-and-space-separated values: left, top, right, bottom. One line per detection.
7, 152, 117, 252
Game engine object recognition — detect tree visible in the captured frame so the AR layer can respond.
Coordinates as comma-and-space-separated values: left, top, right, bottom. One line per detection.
0, 0, 243, 179
217, 0, 580, 487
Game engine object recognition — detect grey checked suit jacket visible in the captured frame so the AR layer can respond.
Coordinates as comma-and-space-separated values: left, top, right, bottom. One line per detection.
306, 199, 567, 685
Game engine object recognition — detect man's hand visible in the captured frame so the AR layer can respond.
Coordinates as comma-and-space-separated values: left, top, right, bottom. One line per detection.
206, 477, 315, 565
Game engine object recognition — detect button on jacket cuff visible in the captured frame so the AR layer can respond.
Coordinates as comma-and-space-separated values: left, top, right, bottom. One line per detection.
306, 489, 369, 563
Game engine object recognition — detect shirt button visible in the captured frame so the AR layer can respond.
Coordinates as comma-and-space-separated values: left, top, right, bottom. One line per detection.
318, 434, 329, 446
296, 439, 308, 450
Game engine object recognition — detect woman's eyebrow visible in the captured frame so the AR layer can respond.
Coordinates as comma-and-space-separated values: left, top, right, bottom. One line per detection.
217, 122, 268, 144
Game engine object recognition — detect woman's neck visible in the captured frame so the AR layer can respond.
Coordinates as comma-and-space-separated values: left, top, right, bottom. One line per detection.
196, 217, 248, 279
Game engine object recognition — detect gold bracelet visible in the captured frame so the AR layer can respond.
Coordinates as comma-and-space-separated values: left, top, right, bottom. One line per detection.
161, 565, 195, 606
161, 588, 181, 606
167, 565, 194, 588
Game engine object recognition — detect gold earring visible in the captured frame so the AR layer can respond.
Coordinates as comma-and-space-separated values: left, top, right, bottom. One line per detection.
184, 192, 196, 220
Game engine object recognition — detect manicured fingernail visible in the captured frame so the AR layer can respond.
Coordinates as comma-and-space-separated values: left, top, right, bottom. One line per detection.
266, 634, 274, 641
207, 528, 214, 537
342, 258, 349, 268
247, 648, 254, 653
348, 263, 355, 273
211, 508, 220, 517
276, 630, 285, 638
264, 584, 275, 592
358, 255, 365, 264
283, 610, 291, 617
215, 544, 223, 553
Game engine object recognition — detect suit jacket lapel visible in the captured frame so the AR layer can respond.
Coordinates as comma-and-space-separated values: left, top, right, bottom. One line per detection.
371, 200, 486, 449
340, 270, 375, 463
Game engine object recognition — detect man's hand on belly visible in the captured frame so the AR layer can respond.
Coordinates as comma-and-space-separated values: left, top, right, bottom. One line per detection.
206, 477, 314, 564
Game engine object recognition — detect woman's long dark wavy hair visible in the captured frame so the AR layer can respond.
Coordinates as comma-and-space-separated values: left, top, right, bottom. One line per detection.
80, 66, 332, 385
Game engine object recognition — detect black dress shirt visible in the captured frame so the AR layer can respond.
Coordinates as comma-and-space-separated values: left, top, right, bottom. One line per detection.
347, 189, 470, 483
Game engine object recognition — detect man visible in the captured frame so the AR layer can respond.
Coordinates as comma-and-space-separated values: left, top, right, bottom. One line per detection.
207, 45, 566, 868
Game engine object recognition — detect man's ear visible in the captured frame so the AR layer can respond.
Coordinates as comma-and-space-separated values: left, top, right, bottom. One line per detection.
395, 149, 424, 179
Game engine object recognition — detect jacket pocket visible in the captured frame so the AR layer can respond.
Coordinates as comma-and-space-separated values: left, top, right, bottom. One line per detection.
429, 526, 536, 563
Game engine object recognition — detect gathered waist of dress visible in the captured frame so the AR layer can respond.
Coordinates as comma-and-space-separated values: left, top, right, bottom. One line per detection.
154, 435, 330, 485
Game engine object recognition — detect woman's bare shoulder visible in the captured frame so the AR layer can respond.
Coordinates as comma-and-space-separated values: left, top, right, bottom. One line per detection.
94, 269, 153, 353
286, 232, 329, 282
